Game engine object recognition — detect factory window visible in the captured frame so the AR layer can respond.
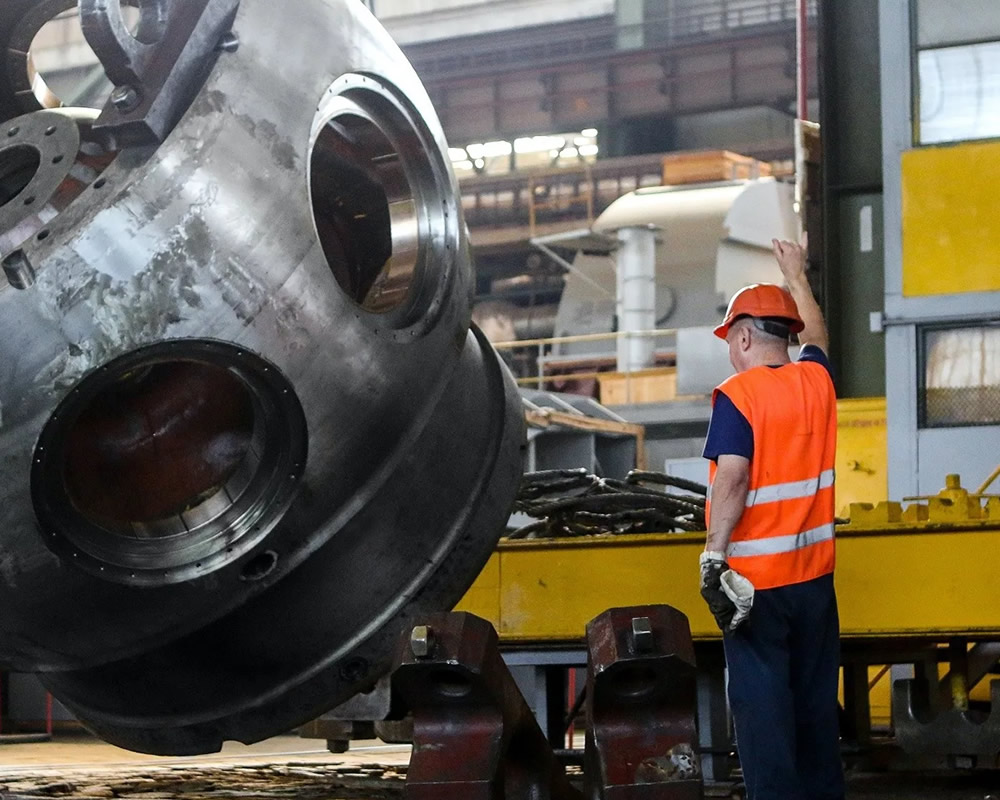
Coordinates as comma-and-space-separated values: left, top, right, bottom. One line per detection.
914, 1, 1000, 144
920, 325, 1000, 428
918, 42, 1000, 144
448, 130, 599, 176
654, 0, 816, 42
915, 1, 1000, 47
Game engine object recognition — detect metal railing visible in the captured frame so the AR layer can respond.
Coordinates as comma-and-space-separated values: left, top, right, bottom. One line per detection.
493, 329, 678, 403
460, 151, 792, 238
460, 153, 665, 233
664, 0, 819, 42
403, 0, 817, 82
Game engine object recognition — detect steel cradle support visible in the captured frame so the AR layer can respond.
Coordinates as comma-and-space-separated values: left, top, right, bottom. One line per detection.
390, 607, 703, 799
585, 607, 702, 799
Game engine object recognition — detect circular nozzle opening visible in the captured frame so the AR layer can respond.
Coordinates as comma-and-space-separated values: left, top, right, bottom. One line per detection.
309, 74, 458, 332
62, 361, 257, 530
32, 341, 308, 585
311, 112, 417, 315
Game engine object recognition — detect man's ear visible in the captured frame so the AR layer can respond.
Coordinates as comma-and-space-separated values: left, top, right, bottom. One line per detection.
738, 325, 752, 352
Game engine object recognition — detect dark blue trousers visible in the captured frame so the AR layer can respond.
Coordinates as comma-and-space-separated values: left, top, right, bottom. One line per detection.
723, 573, 844, 800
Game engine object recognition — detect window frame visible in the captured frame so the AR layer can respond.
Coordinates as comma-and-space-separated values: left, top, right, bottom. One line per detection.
917, 321, 1000, 429
910, 3, 1000, 146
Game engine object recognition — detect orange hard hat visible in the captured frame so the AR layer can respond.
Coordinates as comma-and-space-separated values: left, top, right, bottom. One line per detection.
714, 284, 804, 340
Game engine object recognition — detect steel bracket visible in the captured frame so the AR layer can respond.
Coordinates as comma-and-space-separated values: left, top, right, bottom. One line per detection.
81, 0, 240, 147
893, 677, 1000, 768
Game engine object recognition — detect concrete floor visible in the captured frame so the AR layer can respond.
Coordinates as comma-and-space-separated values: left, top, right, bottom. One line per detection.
0, 734, 409, 773
0, 733, 998, 798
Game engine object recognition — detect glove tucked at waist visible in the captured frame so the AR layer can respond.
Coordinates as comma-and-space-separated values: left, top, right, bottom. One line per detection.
699, 551, 755, 632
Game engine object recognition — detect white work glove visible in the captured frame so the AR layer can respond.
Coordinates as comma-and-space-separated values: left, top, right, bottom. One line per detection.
699, 551, 755, 632
719, 568, 755, 631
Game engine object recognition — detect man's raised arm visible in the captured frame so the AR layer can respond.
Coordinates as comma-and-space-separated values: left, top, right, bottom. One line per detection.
772, 238, 829, 354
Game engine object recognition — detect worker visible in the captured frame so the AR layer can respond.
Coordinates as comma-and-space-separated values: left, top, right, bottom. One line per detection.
699, 239, 843, 800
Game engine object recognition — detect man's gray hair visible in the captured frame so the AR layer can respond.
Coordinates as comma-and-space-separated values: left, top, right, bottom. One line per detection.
731, 316, 790, 345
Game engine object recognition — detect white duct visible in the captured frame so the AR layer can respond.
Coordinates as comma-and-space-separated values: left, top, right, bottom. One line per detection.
615, 226, 657, 372
553, 179, 799, 357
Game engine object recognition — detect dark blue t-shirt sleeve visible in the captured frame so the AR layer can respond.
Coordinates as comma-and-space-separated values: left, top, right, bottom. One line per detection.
797, 344, 833, 378
702, 391, 753, 462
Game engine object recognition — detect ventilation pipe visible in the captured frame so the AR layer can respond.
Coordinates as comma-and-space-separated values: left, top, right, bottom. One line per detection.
615, 225, 658, 373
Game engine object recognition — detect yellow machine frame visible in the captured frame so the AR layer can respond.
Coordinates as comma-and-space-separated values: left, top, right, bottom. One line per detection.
457, 508, 1000, 644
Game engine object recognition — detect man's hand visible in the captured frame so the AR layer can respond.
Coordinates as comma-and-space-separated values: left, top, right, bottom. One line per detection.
700, 551, 755, 632
771, 238, 807, 285
770, 235, 830, 353
720, 569, 755, 630
700, 551, 736, 631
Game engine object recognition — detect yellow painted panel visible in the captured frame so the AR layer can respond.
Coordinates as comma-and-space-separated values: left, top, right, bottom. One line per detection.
495, 534, 717, 641
838, 667, 892, 727
837, 664, 892, 725
835, 397, 888, 514
834, 528, 1000, 636
454, 553, 501, 629
459, 528, 1000, 644
869, 667, 892, 727
901, 141, 1000, 296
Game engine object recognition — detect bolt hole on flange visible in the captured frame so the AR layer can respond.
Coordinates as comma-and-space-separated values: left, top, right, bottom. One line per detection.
31, 341, 308, 586
240, 550, 278, 582
0, 110, 117, 255
0, 145, 41, 208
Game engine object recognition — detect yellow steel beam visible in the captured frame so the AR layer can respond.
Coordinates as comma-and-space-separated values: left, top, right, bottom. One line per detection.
456, 523, 1000, 642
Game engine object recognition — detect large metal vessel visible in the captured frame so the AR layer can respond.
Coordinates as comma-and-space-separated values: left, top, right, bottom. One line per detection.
0, 0, 524, 755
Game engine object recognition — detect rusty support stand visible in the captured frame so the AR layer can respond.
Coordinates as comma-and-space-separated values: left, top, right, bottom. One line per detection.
585, 607, 702, 798
391, 607, 702, 799
391, 612, 583, 800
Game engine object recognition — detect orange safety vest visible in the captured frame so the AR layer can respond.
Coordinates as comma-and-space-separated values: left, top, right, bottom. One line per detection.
706, 360, 837, 590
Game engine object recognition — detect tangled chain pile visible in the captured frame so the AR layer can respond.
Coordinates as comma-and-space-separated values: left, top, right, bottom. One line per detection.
509, 469, 708, 539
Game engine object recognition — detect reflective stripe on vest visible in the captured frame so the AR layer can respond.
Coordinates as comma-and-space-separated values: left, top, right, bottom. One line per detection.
744, 468, 835, 507
707, 468, 835, 505
726, 522, 835, 558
